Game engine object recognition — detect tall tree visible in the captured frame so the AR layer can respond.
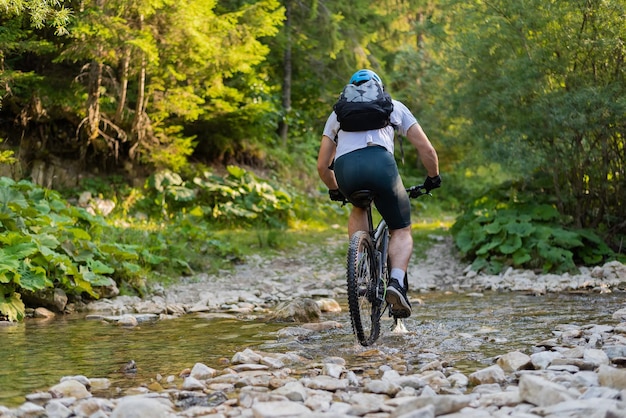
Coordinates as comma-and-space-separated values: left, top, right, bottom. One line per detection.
433, 0, 625, 246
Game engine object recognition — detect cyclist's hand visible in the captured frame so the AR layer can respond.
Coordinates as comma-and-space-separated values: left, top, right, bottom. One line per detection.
409, 187, 424, 198
329, 189, 345, 202
424, 175, 441, 192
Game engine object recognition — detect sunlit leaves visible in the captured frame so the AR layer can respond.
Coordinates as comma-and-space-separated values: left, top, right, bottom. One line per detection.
143, 166, 293, 228
0, 178, 155, 321
0, 292, 25, 322
0, 0, 71, 35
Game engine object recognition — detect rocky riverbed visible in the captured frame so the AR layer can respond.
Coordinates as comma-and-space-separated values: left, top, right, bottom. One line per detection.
2, 236, 626, 417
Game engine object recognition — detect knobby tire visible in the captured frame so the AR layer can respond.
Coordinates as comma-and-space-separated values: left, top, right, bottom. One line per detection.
346, 231, 382, 346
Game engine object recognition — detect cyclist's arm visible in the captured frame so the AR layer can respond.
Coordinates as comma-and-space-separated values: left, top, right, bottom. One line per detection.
406, 123, 439, 177
317, 135, 339, 190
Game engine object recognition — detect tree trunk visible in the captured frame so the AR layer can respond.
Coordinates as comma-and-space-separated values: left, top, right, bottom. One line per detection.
130, 14, 147, 160
278, 0, 292, 146
87, 59, 103, 144
115, 46, 131, 124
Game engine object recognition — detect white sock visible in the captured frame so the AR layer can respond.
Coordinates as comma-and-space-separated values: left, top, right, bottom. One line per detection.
390, 268, 405, 287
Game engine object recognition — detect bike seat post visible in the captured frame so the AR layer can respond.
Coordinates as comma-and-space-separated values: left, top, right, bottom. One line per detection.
347, 190, 377, 236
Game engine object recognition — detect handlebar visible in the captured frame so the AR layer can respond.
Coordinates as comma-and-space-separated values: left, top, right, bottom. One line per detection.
406, 184, 430, 198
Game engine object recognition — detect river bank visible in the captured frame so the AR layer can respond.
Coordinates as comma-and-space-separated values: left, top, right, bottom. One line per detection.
2, 236, 626, 417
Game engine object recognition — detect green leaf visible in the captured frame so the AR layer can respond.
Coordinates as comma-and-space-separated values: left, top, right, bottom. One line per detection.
3, 240, 39, 260
483, 222, 503, 234
16, 260, 51, 291
551, 229, 584, 248
31, 233, 61, 249
0, 251, 20, 284
121, 261, 143, 274
60, 228, 90, 240
150, 170, 184, 192
453, 222, 486, 254
476, 233, 504, 255
73, 267, 98, 297
505, 221, 535, 237
226, 165, 246, 179
140, 250, 166, 265
0, 187, 28, 210
86, 259, 114, 275
0, 291, 25, 322
499, 234, 522, 255
512, 248, 532, 266
471, 256, 489, 272
166, 185, 196, 202
528, 204, 561, 222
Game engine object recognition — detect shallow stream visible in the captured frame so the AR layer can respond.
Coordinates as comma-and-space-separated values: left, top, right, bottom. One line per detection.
1, 291, 624, 408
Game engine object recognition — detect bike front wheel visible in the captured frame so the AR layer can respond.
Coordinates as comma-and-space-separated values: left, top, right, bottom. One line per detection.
346, 230, 382, 346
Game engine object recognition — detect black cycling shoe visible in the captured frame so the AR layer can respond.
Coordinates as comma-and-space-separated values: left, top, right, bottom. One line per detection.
386, 278, 412, 318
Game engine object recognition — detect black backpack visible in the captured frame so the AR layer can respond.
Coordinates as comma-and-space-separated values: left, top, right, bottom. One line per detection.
333, 79, 394, 132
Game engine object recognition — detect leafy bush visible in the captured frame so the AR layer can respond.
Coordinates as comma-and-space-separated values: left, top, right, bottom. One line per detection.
0, 178, 160, 322
139, 166, 294, 228
451, 181, 615, 274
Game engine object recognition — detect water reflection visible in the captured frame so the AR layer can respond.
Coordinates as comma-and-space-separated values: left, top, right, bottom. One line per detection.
1, 291, 624, 408
0, 315, 283, 407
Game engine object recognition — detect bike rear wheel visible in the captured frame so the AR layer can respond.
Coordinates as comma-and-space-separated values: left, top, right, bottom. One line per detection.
346, 231, 382, 346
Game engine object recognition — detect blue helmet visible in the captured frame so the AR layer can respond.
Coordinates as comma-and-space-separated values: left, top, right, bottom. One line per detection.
349, 69, 383, 87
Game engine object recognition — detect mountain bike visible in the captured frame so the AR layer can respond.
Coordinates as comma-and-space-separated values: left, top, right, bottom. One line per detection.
345, 184, 429, 346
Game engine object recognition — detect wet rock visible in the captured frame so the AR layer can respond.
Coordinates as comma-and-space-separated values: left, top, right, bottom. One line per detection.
477, 389, 521, 407
251, 400, 311, 417
271, 381, 307, 402
598, 364, 626, 389
110, 396, 174, 418
49, 379, 91, 400
45, 399, 72, 417
33, 307, 56, 319
14, 402, 46, 417
348, 392, 388, 415
301, 320, 342, 331
389, 394, 475, 417
181, 376, 205, 391
518, 373, 576, 406
530, 350, 564, 369
60, 375, 91, 389
468, 364, 506, 385
531, 398, 626, 417
419, 370, 450, 391
322, 362, 343, 379
365, 379, 401, 396
189, 362, 216, 380
267, 298, 321, 322
315, 298, 341, 313
496, 351, 532, 372
302, 375, 349, 391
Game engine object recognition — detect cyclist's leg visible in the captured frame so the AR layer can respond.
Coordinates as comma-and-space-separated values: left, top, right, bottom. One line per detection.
374, 166, 413, 278
388, 226, 413, 273
372, 162, 413, 317
348, 206, 368, 237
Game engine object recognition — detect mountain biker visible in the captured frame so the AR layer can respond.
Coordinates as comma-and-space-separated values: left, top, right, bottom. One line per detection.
317, 69, 441, 318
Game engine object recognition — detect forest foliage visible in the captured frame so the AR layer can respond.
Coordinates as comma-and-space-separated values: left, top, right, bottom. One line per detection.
0, 0, 624, 320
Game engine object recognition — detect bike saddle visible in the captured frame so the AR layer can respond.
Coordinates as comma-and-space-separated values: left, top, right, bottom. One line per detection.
349, 190, 376, 208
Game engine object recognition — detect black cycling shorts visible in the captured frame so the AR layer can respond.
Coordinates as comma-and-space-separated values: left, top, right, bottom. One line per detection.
334, 145, 411, 230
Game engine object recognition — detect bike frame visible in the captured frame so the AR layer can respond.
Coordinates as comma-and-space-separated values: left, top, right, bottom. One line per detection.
344, 185, 429, 345
371, 212, 389, 310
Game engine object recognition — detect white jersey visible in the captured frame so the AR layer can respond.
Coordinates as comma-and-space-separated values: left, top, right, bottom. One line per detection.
322, 99, 419, 159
